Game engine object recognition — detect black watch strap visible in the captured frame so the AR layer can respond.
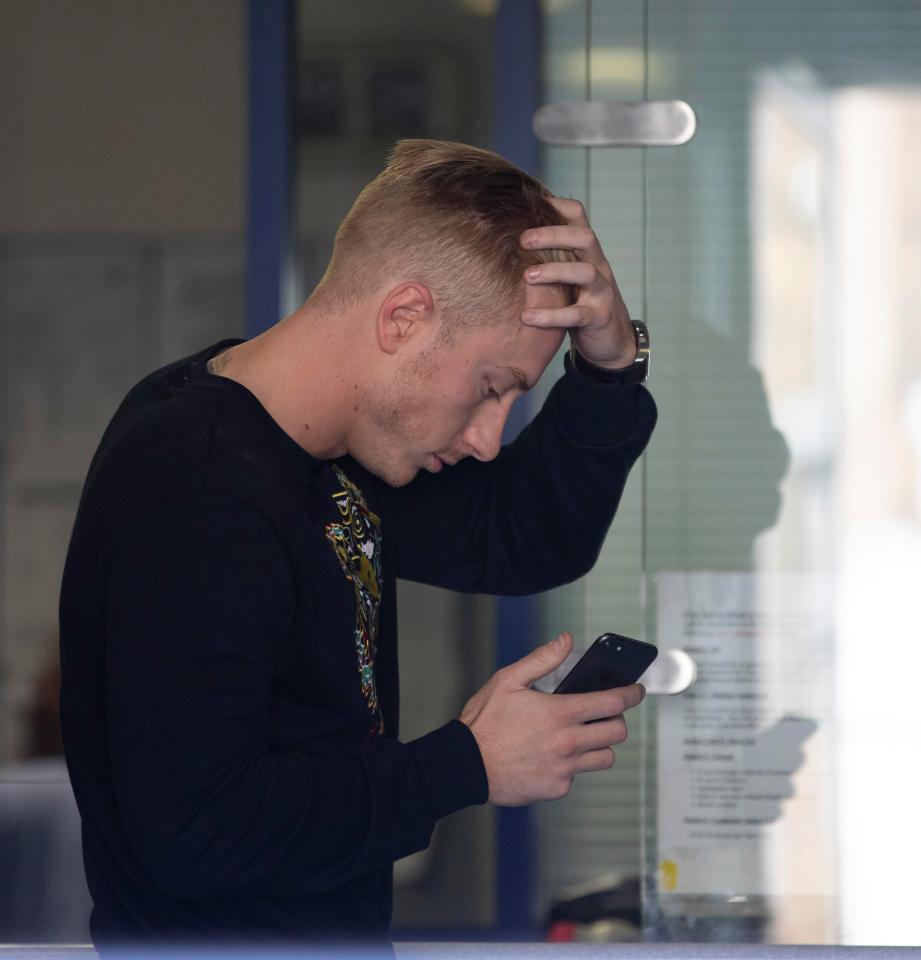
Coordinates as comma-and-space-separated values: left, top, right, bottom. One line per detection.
568, 319, 650, 386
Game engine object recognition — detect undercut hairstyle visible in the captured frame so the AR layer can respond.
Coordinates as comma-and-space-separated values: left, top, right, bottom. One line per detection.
310, 139, 576, 342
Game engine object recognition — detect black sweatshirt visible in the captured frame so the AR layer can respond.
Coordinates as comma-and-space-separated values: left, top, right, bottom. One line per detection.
59, 338, 657, 948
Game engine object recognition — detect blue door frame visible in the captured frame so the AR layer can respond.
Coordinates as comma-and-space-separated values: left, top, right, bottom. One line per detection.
492, 0, 542, 939
246, 0, 542, 937
246, 0, 295, 338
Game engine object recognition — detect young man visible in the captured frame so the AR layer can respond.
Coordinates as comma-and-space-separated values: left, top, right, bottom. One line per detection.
59, 140, 657, 948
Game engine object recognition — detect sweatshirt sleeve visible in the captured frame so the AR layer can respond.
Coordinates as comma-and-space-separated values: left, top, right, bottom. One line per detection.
100, 492, 486, 901
383, 356, 658, 595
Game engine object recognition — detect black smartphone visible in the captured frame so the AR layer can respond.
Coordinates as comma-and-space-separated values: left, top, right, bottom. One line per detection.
553, 633, 658, 695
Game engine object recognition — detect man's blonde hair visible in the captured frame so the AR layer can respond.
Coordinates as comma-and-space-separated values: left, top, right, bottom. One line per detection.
311, 139, 575, 338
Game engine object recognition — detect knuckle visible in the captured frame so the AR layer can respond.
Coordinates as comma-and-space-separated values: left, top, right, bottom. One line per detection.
555, 775, 574, 799
556, 732, 577, 757
554, 702, 579, 731
494, 665, 513, 685
608, 692, 626, 715
546, 764, 571, 800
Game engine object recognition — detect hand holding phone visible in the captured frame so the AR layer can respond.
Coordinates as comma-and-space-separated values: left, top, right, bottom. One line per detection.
460, 631, 649, 805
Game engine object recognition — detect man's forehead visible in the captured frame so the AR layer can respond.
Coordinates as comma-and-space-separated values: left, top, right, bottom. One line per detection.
485, 318, 565, 390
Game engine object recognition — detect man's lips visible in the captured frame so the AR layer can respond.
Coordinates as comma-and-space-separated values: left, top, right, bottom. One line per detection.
427, 453, 461, 472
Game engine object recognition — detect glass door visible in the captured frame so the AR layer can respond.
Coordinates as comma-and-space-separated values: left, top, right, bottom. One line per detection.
537, 0, 921, 946
534, 0, 652, 941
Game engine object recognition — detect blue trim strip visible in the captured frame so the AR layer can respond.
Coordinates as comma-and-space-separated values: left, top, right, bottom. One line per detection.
493, 0, 543, 939
246, 0, 295, 338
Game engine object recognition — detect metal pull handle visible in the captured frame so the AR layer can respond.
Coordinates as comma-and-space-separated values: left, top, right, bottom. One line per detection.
639, 648, 697, 695
533, 99, 697, 147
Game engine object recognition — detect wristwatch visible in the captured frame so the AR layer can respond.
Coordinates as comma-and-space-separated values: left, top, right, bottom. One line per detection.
568, 319, 650, 386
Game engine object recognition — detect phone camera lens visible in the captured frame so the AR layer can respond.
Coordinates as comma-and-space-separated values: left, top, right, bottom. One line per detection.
615, 645, 623, 652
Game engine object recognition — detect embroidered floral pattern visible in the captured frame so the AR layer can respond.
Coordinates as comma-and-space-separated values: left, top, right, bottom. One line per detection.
324, 464, 384, 737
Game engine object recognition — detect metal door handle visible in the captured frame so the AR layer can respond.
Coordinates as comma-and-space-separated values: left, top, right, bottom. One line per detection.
533, 99, 697, 147
639, 648, 697, 695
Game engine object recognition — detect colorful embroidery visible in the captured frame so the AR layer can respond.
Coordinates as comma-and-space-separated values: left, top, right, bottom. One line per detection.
324, 464, 384, 738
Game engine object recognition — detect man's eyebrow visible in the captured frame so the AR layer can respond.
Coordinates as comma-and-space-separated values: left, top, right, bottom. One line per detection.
504, 366, 533, 392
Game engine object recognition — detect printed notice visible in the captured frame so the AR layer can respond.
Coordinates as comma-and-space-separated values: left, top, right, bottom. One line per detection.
655, 572, 835, 897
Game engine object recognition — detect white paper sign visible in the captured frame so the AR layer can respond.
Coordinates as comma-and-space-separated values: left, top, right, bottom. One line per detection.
655, 572, 835, 897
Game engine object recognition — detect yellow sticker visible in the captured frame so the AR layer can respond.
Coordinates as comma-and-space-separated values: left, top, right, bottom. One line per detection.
659, 859, 679, 892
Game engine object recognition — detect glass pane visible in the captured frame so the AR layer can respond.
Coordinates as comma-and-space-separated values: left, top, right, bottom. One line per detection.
641, 0, 921, 946
535, 0, 653, 939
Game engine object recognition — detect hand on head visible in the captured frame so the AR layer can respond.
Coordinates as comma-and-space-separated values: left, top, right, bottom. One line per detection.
521, 198, 637, 370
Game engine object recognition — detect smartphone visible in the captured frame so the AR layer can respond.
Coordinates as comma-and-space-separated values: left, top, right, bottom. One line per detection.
553, 633, 658, 695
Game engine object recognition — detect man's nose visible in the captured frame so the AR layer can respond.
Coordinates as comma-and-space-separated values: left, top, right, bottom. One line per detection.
462, 400, 511, 462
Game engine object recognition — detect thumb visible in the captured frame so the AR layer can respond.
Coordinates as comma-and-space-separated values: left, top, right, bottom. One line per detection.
505, 632, 574, 688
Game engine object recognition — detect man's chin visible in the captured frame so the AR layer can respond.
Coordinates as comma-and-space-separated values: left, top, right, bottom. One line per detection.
384, 454, 445, 487
382, 470, 417, 488
367, 467, 417, 489
369, 460, 421, 488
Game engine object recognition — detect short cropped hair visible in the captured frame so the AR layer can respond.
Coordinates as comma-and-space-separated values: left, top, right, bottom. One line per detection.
311, 139, 575, 339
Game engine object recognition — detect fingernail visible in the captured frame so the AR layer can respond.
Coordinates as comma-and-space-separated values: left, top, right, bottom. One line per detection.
521, 311, 537, 323
527, 267, 541, 281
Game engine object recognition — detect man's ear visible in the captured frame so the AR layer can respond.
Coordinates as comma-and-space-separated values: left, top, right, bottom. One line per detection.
377, 282, 437, 355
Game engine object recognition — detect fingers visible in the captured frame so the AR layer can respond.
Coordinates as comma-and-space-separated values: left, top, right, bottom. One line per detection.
520, 202, 613, 282
525, 260, 610, 292
521, 224, 600, 259
547, 195, 590, 225
559, 683, 647, 724
520, 214, 629, 355
573, 747, 616, 775
568, 716, 629, 753
502, 632, 574, 688
521, 303, 596, 330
